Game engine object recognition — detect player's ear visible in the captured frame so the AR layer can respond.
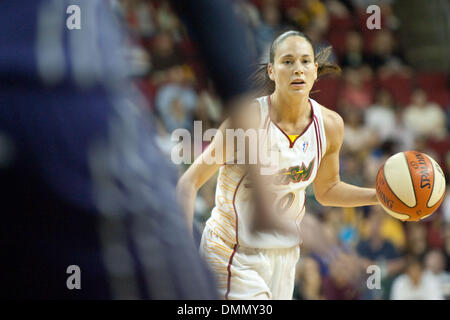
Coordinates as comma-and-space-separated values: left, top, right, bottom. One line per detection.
267, 63, 275, 81
314, 62, 318, 81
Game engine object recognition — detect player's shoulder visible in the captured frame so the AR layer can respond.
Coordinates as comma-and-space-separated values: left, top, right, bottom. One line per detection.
315, 102, 344, 134
239, 97, 262, 126
222, 97, 262, 131
248, 98, 261, 113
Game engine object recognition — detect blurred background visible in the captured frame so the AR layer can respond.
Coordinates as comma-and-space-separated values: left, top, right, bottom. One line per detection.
118, 0, 448, 299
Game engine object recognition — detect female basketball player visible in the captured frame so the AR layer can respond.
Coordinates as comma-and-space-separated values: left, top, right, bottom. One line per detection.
176, 31, 380, 300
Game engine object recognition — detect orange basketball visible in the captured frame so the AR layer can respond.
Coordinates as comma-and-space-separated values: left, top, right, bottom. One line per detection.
376, 151, 446, 221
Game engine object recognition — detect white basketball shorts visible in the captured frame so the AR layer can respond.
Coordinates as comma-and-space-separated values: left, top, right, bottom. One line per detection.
200, 225, 300, 300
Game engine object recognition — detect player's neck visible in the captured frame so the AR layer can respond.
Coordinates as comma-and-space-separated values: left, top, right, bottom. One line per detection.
270, 92, 310, 124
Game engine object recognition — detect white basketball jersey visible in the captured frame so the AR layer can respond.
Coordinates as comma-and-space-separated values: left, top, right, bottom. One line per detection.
206, 96, 327, 249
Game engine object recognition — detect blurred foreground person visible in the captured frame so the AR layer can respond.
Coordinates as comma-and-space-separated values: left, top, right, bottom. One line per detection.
0, 0, 217, 299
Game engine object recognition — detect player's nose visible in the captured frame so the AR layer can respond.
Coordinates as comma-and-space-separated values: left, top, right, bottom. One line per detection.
293, 60, 303, 75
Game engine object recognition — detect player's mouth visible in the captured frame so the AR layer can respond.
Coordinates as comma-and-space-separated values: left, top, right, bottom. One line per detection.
290, 79, 306, 88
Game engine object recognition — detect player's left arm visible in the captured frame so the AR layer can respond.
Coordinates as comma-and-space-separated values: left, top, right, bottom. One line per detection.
312, 107, 379, 207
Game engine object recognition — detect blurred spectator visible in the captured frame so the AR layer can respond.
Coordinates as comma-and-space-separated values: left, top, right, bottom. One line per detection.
390, 255, 444, 300
389, 105, 415, 152
444, 223, 450, 271
444, 190, 450, 224
364, 89, 396, 143
342, 108, 377, 153
341, 31, 367, 68
341, 153, 365, 190
357, 209, 405, 299
406, 223, 429, 258
360, 206, 406, 250
321, 207, 360, 251
294, 257, 324, 300
325, 0, 353, 18
286, 0, 329, 32
402, 88, 446, 140
427, 214, 445, 249
350, 0, 392, 8
154, 0, 183, 40
195, 89, 223, 130
150, 31, 184, 78
155, 65, 198, 132
363, 147, 391, 191
339, 67, 374, 109
366, 30, 407, 75
234, 1, 261, 57
424, 249, 450, 299
255, 2, 284, 55
304, 20, 337, 63
134, 0, 157, 38
322, 253, 362, 300
153, 114, 174, 158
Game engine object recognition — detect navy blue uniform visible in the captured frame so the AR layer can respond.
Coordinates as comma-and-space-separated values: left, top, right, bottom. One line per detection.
0, 0, 217, 299
171, 0, 257, 104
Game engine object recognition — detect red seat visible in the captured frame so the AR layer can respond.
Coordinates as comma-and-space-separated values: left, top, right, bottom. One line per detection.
329, 15, 355, 32
426, 90, 449, 108
377, 73, 413, 106
179, 39, 198, 58
326, 30, 348, 58
311, 76, 341, 110
416, 72, 448, 91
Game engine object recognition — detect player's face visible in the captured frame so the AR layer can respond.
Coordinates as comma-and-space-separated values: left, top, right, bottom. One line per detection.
268, 36, 318, 97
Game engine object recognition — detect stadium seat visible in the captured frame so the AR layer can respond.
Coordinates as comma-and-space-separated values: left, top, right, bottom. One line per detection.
416, 72, 448, 91
425, 90, 449, 108
377, 73, 413, 106
329, 15, 355, 32
326, 30, 349, 58
311, 76, 340, 110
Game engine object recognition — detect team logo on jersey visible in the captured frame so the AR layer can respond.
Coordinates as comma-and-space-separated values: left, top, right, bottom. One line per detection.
302, 141, 309, 153
273, 158, 315, 185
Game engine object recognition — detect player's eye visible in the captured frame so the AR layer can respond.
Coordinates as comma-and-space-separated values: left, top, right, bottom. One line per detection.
284, 60, 292, 64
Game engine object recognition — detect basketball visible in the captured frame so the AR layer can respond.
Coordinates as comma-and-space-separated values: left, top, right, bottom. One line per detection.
376, 151, 446, 221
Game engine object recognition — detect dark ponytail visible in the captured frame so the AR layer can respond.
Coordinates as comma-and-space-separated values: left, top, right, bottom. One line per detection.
251, 30, 341, 96
252, 62, 275, 96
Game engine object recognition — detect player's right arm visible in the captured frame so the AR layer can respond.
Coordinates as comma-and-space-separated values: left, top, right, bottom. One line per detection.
176, 99, 261, 236
176, 118, 231, 235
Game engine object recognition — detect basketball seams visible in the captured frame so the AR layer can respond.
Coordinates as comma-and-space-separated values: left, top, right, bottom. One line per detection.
377, 165, 412, 220
400, 152, 418, 208
404, 151, 434, 213
424, 155, 446, 208
382, 161, 415, 210
425, 154, 435, 208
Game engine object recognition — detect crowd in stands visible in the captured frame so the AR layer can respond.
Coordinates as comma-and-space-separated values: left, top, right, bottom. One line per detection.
118, 0, 450, 299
